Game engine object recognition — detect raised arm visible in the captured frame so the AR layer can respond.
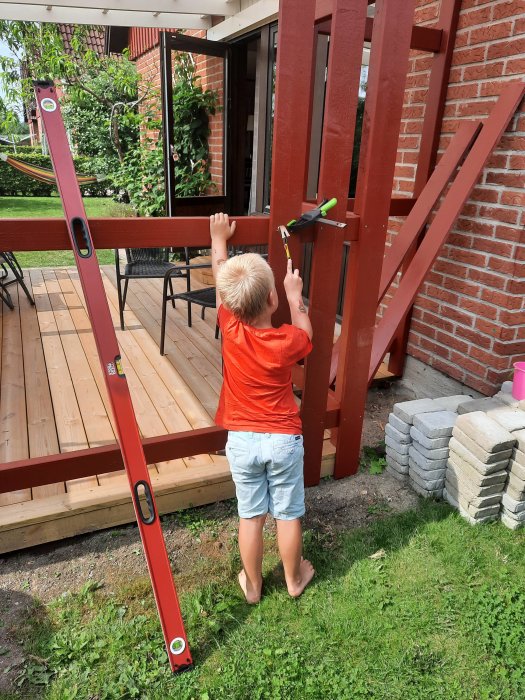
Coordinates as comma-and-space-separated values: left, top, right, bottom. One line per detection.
283, 259, 313, 340
210, 212, 236, 308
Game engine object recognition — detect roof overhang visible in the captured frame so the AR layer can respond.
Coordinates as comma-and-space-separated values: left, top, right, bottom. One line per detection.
0, 0, 241, 29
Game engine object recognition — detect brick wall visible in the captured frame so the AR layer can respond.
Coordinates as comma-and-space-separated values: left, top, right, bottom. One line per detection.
387, 0, 525, 396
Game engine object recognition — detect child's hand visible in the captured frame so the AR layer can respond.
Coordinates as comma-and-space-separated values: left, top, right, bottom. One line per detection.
284, 258, 303, 301
210, 212, 236, 242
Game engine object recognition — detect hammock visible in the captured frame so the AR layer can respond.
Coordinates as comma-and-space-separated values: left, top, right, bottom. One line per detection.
0, 152, 104, 186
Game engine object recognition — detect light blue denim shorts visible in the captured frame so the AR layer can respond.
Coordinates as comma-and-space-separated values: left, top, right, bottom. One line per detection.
226, 431, 305, 520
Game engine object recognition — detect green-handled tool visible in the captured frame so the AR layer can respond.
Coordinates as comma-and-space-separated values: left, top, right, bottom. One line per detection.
286, 197, 338, 231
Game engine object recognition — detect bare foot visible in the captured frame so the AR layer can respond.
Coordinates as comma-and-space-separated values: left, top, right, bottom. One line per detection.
286, 559, 315, 598
238, 570, 262, 604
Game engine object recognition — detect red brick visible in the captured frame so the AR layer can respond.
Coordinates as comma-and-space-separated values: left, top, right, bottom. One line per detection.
456, 218, 494, 236
495, 224, 525, 243
467, 267, 506, 289
485, 171, 525, 188
485, 153, 508, 169
432, 357, 466, 383
443, 306, 475, 327
501, 190, 525, 207
476, 317, 504, 339
486, 368, 513, 388
463, 62, 505, 81
446, 83, 479, 100
470, 186, 500, 203
489, 257, 522, 275
468, 346, 510, 370
402, 151, 420, 165
447, 231, 474, 248
433, 258, 469, 278
499, 135, 525, 152
418, 335, 451, 360
505, 58, 525, 76
457, 325, 494, 350
481, 288, 523, 310
450, 350, 487, 377
411, 319, 438, 340
478, 205, 519, 224
448, 67, 463, 85
507, 278, 525, 295
425, 284, 460, 306
415, 296, 440, 314
488, 37, 525, 60
421, 311, 455, 335
398, 135, 420, 149
452, 46, 486, 66
516, 246, 525, 262
494, 339, 525, 355
457, 99, 497, 117
461, 297, 499, 320
448, 277, 482, 297
436, 330, 470, 354
500, 309, 525, 326
447, 247, 488, 267
475, 238, 515, 257
470, 22, 513, 45
457, 5, 492, 29
407, 345, 434, 367
492, 0, 525, 20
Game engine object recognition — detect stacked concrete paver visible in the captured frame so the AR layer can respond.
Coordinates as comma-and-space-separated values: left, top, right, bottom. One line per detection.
489, 405, 525, 530
444, 411, 515, 524
385, 399, 437, 483
409, 411, 457, 498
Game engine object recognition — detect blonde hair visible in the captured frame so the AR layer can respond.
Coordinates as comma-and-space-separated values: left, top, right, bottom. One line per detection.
216, 253, 275, 323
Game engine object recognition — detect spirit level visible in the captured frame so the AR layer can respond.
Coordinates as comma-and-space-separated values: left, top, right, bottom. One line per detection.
34, 81, 192, 673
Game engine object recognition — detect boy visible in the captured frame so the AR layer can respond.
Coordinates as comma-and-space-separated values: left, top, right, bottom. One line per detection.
210, 212, 314, 604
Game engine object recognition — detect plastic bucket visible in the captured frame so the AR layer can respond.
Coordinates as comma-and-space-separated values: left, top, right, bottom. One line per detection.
512, 361, 525, 400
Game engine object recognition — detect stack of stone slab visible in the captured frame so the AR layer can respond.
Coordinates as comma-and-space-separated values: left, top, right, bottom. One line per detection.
385, 396, 470, 486
444, 411, 516, 524
385, 399, 437, 483
487, 406, 525, 530
408, 410, 457, 498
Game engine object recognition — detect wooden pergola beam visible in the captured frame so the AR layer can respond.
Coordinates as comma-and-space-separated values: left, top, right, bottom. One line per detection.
0, 216, 269, 252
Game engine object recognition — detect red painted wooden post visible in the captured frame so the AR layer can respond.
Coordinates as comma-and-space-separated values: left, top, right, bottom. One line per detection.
267, 0, 316, 326
370, 81, 525, 381
387, 0, 461, 375
334, 0, 415, 479
301, 0, 368, 486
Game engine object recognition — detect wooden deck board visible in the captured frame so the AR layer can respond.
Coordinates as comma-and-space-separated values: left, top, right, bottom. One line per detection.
0, 285, 31, 506
0, 264, 340, 554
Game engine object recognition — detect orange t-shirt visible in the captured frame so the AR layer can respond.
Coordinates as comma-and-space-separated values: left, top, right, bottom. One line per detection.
215, 305, 313, 434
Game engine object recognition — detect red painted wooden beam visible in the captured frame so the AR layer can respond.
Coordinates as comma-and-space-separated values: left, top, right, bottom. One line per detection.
315, 2, 442, 52
370, 81, 525, 381
347, 197, 417, 217
334, 0, 415, 480
0, 400, 340, 494
378, 121, 482, 302
301, 0, 368, 487
0, 216, 269, 252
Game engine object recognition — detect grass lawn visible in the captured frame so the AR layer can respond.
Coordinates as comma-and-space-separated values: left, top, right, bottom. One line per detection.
7, 499, 525, 700
1, 196, 117, 267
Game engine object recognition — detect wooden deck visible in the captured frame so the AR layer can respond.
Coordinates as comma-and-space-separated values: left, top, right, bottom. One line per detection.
0, 266, 336, 553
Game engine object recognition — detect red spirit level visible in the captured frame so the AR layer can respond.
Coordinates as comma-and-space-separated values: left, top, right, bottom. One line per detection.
34, 81, 192, 673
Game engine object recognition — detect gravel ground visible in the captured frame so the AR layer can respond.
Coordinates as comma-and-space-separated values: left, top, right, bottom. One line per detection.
0, 381, 418, 692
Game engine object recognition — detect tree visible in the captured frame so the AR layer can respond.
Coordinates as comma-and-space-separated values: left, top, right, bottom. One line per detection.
0, 21, 153, 164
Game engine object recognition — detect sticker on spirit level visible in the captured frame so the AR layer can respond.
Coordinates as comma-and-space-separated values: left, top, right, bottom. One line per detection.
170, 637, 186, 655
107, 361, 117, 376
40, 98, 57, 112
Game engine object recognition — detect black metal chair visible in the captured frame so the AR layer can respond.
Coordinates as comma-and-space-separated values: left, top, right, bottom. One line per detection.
160, 260, 218, 355
115, 247, 190, 330
0, 252, 35, 309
